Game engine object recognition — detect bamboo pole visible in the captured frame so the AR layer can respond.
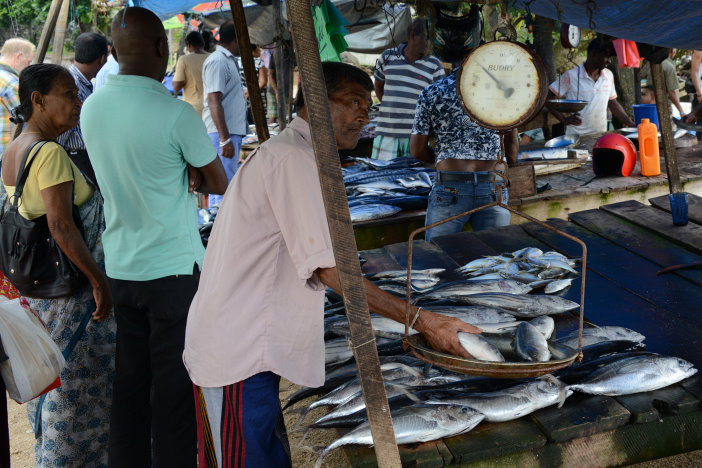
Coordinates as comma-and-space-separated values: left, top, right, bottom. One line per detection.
51, 0, 71, 65
273, 0, 287, 129
229, 0, 269, 142
651, 62, 682, 194
285, 0, 402, 466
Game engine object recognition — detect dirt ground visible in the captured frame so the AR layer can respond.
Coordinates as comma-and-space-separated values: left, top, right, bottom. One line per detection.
7, 388, 702, 467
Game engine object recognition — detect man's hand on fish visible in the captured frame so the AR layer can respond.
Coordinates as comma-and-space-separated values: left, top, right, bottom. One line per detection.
415, 310, 482, 359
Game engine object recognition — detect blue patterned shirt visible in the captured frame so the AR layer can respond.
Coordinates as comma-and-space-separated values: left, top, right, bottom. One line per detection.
412, 71, 499, 163
57, 64, 92, 151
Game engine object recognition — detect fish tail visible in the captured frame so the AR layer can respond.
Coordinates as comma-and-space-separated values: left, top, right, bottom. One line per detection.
291, 407, 311, 432
313, 447, 332, 468
296, 426, 313, 449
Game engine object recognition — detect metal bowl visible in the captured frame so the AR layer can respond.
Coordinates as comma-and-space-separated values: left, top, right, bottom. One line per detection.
544, 135, 579, 148
547, 99, 588, 113
404, 334, 579, 379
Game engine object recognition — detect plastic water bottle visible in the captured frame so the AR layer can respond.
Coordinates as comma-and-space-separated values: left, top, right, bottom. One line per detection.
638, 118, 660, 176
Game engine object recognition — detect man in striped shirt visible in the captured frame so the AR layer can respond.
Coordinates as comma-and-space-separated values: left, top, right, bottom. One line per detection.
372, 19, 445, 160
58, 32, 107, 187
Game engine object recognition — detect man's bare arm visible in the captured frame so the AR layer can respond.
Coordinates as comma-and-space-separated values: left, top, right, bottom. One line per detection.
207, 92, 235, 158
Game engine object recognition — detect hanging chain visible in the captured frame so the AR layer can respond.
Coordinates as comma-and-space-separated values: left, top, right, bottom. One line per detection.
5, 0, 18, 37
573, 0, 597, 30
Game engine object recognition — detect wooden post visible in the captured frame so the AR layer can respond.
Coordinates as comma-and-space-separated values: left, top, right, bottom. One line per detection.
651, 62, 683, 194
51, 0, 71, 65
229, 0, 269, 142
273, 0, 287, 129
285, 0, 403, 466
34, 0, 64, 65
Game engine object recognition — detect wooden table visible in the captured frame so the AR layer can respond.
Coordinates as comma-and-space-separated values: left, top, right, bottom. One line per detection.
343, 195, 702, 467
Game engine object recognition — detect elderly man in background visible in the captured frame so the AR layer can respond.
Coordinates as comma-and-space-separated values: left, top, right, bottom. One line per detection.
172, 31, 209, 116
57, 32, 107, 186
202, 20, 248, 207
0, 37, 34, 156
372, 18, 444, 160
81, 7, 227, 467
546, 38, 634, 136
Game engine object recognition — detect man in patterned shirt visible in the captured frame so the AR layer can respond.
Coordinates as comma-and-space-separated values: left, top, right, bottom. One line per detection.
57, 32, 107, 186
411, 53, 518, 241
373, 19, 444, 160
0, 38, 34, 157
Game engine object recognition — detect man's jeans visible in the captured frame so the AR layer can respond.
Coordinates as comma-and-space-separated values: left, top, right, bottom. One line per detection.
424, 171, 510, 242
108, 267, 200, 468
207, 133, 243, 207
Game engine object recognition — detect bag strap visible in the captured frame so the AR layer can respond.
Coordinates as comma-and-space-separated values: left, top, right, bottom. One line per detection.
33, 308, 92, 437
10, 140, 50, 208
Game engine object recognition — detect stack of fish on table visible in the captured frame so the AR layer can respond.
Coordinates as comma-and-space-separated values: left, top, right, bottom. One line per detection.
343, 157, 435, 222
289, 247, 698, 467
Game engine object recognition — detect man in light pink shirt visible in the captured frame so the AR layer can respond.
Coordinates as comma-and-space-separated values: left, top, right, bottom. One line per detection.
183, 62, 479, 467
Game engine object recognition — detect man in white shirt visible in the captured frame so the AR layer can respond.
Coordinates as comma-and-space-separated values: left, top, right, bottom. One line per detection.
547, 38, 634, 136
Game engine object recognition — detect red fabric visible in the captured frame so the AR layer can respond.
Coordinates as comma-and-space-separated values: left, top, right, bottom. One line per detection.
612, 39, 642, 68
0, 272, 19, 300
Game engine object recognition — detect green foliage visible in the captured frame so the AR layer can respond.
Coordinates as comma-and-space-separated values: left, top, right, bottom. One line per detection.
0, 0, 51, 40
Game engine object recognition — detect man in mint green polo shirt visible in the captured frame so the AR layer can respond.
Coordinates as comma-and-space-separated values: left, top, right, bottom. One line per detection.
81, 7, 227, 468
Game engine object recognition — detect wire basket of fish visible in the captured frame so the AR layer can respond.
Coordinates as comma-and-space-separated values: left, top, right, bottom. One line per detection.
402, 175, 587, 378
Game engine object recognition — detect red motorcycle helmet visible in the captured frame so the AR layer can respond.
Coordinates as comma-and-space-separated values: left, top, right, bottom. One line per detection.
592, 133, 637, 177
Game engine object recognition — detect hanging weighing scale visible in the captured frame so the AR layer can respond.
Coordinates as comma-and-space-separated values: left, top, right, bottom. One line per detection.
403, 37, 589, 378
549, 29, 589, 115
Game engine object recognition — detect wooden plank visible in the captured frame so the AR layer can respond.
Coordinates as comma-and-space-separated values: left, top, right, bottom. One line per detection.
442, 418, 547, 464
649, 193, 702, 226
359, 248, 402, 276
600, 200, 702, 255
532, 393, 630, 443
615, 385, 701, 424
507, 164, 536, 199
430, 231, 499, 268
457, 411, 702, 467
521, 219, 702, 368
344, 440, 452, 468
569, 209, 702, 287
384, 240, 460, 272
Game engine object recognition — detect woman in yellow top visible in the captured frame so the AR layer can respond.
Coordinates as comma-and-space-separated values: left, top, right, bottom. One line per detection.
0, 63, 115, 467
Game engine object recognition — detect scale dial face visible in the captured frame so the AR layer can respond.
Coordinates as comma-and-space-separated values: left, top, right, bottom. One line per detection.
457, 40, 548, 131
561, 23, 581, 48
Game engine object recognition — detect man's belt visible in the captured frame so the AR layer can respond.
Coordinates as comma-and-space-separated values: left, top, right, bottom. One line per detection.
436, 171, 494, 184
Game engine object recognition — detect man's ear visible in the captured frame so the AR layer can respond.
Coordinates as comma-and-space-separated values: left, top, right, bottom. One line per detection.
156, 36, 168, 58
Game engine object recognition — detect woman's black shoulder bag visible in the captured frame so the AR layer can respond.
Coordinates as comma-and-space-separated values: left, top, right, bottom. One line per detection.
0, 140, 87, 298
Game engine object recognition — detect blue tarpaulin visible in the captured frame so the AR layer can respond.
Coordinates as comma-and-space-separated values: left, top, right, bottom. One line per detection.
513, 0, 702, 50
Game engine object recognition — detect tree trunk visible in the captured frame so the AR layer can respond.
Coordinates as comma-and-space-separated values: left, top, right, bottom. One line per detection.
609, 56, 636, 124
533, 15, 556, 84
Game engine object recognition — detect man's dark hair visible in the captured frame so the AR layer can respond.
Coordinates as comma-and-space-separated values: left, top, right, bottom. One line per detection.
75, 32, 108, 64
16, 64, 71, 121
587, 37, 614, 57
185, 31, 204, 48
295, 61, 373, 108
218, 21, 236, 44
408, 18, 427, 38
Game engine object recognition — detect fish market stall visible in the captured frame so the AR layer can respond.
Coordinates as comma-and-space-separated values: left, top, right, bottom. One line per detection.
291, 197, 702, 467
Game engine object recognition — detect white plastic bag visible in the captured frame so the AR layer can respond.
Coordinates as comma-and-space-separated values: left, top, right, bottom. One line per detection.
0, 297, 65, 403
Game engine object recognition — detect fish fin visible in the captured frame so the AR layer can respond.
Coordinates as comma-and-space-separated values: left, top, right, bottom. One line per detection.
388, 383, 421, 403
541, 374, 570, 408
296, 426, 313, 449
291, 406, 312, 432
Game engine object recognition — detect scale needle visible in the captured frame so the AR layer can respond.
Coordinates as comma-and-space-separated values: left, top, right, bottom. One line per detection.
481, 65, 514, 98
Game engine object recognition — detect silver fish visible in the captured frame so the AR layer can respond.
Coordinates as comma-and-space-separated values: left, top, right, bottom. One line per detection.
569, 355, 698, 396
545, 278, 573, 294
372, 269, 446, 279
512, 247, 543, 259
314, 405, 484, 468
458, 332, 505, 362
548, 341, 577, 360
456, 257, 502, 273
513, 322, 550, 362
324, 337, 352, 365
555, 326, 645, 349
466, 272, 505, 281
423, 306, 517, 324
537, 268, 569, 280
529, 257, 578, 274
349, 204, 401, 222
475, 321, 523, 333
313, 384, 416, 426
529, 316, 555, 339
430, 375, 572, 422
422, 280, 532, 300
461, 293, 580, 317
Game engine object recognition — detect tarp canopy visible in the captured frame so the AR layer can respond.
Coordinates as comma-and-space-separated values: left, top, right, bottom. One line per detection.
510, 0, 702, 50
132, 0, 410, 52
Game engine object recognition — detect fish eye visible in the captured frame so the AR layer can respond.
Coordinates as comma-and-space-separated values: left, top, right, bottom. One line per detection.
461, 407, 469, 413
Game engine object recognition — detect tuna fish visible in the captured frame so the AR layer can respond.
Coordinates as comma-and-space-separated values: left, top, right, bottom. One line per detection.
569, 355, 697, 396
460, 293, 580, 317
512, 322, 550, 362
457, 333, 505, 362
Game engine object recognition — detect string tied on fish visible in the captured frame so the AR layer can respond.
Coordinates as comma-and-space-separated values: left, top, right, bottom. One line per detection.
410, 307, 423, 330
349, 337, 376, 351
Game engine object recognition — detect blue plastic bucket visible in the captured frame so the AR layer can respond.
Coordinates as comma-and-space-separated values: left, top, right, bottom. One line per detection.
632, 104, 659, 129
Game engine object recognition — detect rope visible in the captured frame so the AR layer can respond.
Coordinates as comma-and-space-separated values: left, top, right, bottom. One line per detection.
5, 0, 18, 37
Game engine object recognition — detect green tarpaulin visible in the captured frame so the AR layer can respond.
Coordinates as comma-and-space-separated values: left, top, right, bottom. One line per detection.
312, 0, 348, 62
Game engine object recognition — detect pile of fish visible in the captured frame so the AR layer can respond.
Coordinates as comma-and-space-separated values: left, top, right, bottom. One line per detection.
343, 157, 435, 222
296, 246, 698, 465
